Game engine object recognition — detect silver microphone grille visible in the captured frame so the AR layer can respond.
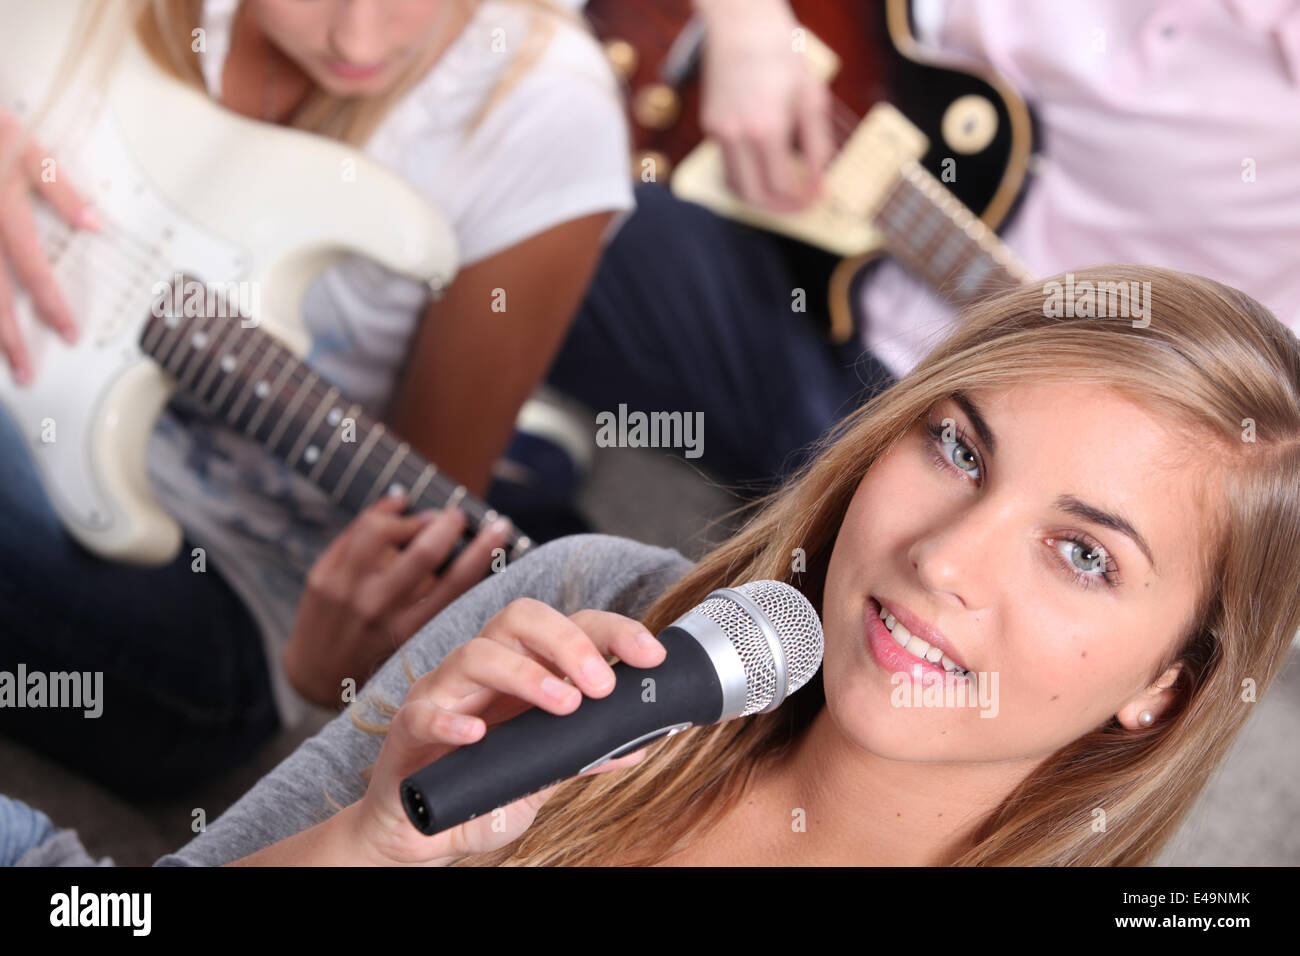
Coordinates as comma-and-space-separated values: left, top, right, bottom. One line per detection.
694, 580, 824, 716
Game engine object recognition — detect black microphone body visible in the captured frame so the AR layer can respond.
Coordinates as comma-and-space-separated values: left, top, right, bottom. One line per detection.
401, 624, 721, 836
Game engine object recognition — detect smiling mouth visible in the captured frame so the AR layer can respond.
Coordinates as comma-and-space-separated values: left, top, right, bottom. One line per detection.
873, 600, 971, 677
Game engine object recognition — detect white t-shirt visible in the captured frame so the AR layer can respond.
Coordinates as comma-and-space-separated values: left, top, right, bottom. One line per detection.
145, 0, 634, 723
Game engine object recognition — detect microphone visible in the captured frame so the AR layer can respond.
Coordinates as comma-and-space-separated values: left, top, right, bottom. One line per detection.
400, 580, 824, 836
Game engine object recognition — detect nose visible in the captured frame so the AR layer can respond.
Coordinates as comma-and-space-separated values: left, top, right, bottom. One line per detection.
328, 0, 388, 64
907, 492, 1010, 613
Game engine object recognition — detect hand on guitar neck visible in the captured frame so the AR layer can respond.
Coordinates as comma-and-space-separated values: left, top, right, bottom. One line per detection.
0, 107, 97, 385
284, 492, 515, 709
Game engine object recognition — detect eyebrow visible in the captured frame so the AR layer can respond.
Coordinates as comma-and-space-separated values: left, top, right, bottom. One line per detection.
949, 391, 1158, 573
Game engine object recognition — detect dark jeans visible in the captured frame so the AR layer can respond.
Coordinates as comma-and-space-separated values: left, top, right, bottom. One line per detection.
547, 184, 897, 495
0, 409, 278, 801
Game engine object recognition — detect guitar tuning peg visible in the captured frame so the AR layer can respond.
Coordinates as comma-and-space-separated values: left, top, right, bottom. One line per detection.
603, 38, 638, 81
633, 84, 680, 131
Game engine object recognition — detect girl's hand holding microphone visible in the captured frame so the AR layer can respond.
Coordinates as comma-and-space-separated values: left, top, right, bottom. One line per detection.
235, 597, 667, 866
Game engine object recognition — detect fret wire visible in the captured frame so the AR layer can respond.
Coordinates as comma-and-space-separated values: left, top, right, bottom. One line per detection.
895, 183, 952, 266
244, 342, 299, 440
287, 384, 340, 468
307, 402, 361, 484
150, 313, 531, 552
329, 422, 385, 504
173, 315, 221, 396
265, 367, 320, 455
226, 341, 281, 425
406, 462, 440, 505
192, 316, 244, 408
209, 327, 265, 410
881, 191, 943, 265
362, 441, 410, 506
138, 311, 172, 357
153, 313, 191, 372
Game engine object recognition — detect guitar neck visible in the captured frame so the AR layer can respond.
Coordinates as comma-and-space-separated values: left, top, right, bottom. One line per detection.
139, 305, 533, 562
873, 159, 1034, 306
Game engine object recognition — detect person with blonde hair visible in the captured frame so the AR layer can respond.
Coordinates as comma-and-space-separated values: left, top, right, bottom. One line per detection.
106, 263, 1295, 866
0, 0, 633, 796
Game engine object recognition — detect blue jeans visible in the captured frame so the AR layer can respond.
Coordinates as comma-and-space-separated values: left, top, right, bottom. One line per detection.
547, 184, 897, 494
0, 794, 53, 866
0, 409, 278, 800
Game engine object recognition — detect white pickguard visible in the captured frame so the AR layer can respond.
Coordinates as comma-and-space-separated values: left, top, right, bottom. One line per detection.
0, 0, 458, 564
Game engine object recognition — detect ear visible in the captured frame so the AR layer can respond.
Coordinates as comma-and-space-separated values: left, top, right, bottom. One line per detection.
1116, 662, 1183, 730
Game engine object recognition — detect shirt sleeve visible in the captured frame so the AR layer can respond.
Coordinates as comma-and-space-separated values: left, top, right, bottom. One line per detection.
153, 533, 692, 866
446, 31, 636, 265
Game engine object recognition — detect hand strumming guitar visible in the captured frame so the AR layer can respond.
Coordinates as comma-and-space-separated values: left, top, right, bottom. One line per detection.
0, 107, 98, 384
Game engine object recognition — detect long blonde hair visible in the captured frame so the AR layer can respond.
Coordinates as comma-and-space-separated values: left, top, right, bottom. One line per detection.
393, 263, 1298, 866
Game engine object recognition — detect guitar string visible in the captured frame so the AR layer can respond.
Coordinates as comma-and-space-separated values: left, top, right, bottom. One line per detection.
146, 310, 530, 554
811, 97, 1024, 300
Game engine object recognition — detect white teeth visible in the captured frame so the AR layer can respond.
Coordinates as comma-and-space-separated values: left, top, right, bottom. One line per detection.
904, 635, 931, 659
877, 600, 968, 675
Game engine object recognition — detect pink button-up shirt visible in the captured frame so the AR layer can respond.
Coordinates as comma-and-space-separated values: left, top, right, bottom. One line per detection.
860, 0, 1300, 379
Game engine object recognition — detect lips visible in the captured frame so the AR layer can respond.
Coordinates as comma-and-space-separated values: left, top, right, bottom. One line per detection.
871, 596, 970, 673
324, 59, 387, 79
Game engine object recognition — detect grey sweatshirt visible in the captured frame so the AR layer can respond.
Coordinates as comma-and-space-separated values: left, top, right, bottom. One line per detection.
16, 534, 693, 867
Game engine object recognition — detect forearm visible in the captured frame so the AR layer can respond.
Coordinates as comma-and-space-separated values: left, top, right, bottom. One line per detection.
387, 213, 614, 496
227, 802, 375, 866
227, 802, 464, 867
693, 0, 791, 27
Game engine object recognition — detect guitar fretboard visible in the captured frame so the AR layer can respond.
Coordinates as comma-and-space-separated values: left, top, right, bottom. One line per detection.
139, 302, 533, 563
874, 159, 1034, 306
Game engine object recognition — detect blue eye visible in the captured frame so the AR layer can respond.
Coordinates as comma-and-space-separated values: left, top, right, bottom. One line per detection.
924, 417, 981, 479
1051, 535, 1119, 589
922, 415, 1121, 590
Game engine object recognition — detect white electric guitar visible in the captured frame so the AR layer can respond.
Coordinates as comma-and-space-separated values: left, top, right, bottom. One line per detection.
0, 0, 532, 566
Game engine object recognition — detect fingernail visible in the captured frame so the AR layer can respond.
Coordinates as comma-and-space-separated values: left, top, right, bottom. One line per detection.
635, 629, 659, 649
582, 657, 614, 689
14, 366, 30, 386
491, 517, 511, 536
76, 206, 101, 231
542, 676, 577, 702
450, 715, 478, 736
61, 324, 78, 344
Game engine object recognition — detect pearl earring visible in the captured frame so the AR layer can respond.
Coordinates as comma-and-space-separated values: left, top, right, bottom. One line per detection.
1139, 710, 1154, 726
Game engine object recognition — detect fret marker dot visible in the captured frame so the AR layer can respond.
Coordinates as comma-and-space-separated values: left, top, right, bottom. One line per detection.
254, 381, 270, 399
304, 446, 320, 464
327, 408, 343, 426
220, 355, 237, 373
191, 331, 208, 349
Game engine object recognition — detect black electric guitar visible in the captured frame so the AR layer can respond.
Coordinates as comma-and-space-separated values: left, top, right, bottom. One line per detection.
588, 0, 1038, 341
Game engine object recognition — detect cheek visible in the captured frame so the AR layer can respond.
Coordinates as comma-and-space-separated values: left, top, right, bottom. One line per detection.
1003, 622, 1145, 728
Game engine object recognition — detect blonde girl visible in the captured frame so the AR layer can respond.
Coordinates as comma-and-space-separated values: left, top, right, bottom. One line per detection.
0, 0, 632, 796
144, 263, 1300, 865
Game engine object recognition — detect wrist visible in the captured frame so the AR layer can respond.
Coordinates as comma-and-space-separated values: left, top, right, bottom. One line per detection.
694, 0, 788, 27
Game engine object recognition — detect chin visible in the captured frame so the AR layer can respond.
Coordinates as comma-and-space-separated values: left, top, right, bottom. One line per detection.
823, 651, 985, 761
